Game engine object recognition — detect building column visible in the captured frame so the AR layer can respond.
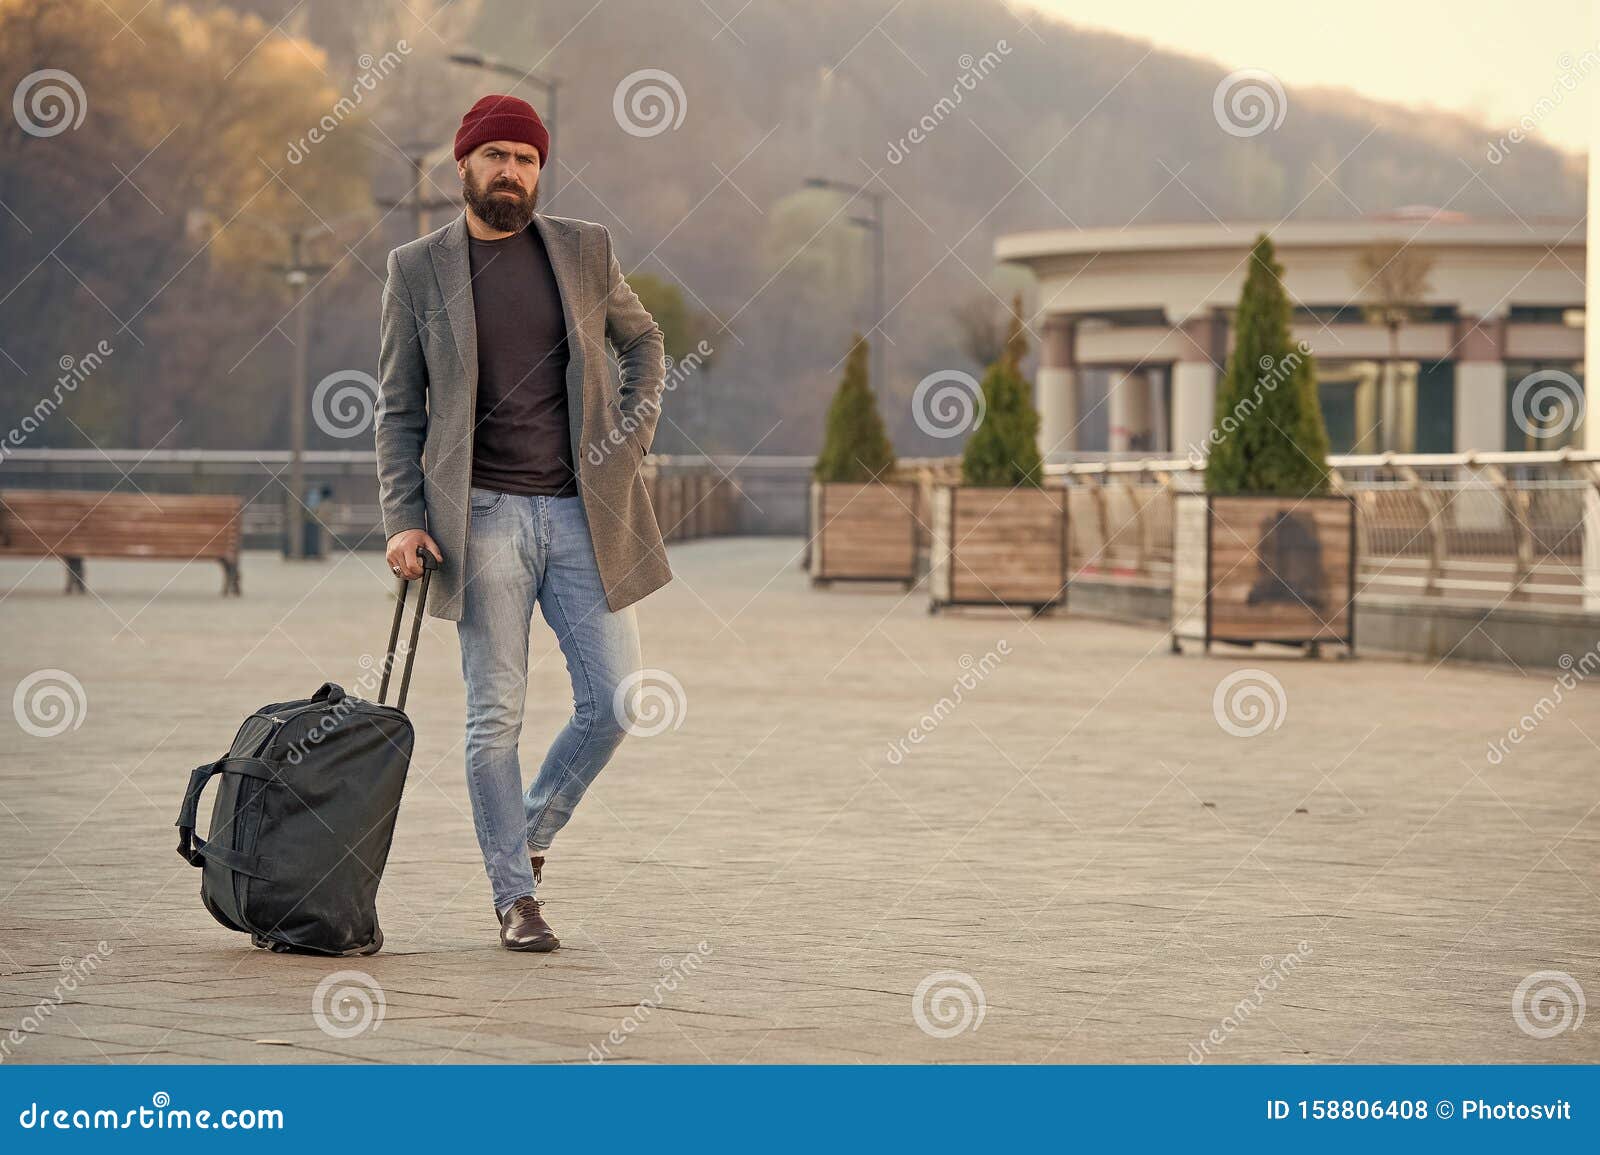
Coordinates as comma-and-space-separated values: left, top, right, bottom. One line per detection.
1588, 76, 1600, 453
1454, 313, 1507, 451
1036, 315, 1078, 462
1171, 361, 1218, 460
1108, 369, 1152, 454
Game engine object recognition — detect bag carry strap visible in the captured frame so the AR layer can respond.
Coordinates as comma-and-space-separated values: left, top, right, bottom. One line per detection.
378, 545, 440, 712
174, 756, 277, 868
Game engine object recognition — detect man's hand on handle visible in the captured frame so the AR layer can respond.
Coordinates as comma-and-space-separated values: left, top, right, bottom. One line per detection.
386, 529, 443, 580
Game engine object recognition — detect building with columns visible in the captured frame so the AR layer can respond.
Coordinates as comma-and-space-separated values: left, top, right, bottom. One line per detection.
995, 210, 1585, 461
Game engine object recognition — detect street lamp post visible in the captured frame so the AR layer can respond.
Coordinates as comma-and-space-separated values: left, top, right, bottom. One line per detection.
450, 51, 561, 204
805, 176, 887, 394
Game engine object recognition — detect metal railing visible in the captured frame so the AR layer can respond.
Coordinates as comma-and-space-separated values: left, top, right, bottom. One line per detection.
1037, 450, 1600, 610
2, 448, 1595, 609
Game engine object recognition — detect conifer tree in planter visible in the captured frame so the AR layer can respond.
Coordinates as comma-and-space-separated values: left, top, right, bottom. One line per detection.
1172, 234, 1356, 655
809, 334, 918, 588
929, 296, 1069, 615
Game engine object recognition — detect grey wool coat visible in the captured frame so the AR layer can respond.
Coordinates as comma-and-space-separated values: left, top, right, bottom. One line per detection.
374, 211, 672, 621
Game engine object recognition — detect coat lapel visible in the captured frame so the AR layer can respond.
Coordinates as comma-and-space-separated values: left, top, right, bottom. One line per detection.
533, 212, 588, 460
430, 214, 479, 407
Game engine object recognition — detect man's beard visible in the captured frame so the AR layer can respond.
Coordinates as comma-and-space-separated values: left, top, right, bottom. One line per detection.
463, 170, 540, 233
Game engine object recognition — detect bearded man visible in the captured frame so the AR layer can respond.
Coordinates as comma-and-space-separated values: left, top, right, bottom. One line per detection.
375, 94, 672, 952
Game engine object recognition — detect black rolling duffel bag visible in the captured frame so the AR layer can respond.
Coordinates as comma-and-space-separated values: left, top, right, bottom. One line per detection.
174, 547, 439, 956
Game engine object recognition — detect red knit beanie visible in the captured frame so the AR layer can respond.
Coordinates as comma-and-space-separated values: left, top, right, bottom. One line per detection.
453, 94, 550, 166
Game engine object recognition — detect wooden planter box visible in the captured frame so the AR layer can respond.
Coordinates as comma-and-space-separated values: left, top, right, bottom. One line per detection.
808, 481, 919, 587
1171, 493, 1356, 654
928, 484, 1069, 614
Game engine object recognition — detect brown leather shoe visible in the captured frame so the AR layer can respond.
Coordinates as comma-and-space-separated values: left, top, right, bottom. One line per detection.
497, 896, 559, 952
530, 854, 545, 886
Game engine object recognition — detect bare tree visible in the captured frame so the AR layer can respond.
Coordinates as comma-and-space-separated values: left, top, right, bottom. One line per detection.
1351, 242, 1435, 451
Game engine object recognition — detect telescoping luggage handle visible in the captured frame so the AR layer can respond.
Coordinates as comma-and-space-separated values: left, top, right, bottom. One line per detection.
379, 545, 440, 712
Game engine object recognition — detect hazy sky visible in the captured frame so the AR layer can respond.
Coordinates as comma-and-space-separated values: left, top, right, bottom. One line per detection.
1028, 0, 1595, 155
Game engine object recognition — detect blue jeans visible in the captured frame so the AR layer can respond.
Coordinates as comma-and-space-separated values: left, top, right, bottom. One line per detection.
457, 486, 641, 909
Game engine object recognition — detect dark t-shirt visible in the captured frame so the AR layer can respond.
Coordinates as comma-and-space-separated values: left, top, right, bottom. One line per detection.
467, 226, 578, 497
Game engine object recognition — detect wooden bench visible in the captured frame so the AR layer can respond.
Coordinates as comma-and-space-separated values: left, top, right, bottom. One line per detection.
0, 490, 243, 595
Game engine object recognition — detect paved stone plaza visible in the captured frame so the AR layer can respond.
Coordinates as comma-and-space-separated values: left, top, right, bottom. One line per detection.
1, 537, 1596, 1064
